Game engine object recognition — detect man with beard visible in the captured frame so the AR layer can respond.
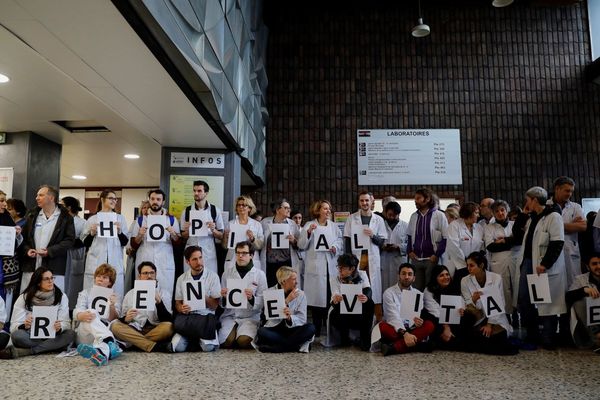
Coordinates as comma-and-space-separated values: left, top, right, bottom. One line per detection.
130, 189, 180, 299
381, 201, 408, 292
407, 188, 448, 291
180, 180, 224, 275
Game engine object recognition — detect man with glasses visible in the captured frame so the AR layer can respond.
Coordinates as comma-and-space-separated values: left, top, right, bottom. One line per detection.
180, 180, 225, 275
130, 189, 180, 299
218, 241, 267, 348
111, 261, 174, 352
478, 198, 495, 227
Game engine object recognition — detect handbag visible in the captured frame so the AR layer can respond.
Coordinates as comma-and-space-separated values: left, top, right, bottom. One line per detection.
174, 313, 217, 340
2, 255, 20, 292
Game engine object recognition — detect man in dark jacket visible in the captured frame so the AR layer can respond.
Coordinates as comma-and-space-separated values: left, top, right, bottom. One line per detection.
20, 185, 75, 293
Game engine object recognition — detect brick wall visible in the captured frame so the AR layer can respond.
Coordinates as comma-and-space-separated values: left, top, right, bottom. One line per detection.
248, 1, 600, 216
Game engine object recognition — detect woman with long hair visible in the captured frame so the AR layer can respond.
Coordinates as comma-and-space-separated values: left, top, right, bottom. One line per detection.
0, 266, 74, 358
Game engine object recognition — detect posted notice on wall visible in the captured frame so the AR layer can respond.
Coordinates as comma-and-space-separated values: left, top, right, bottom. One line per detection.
356, 129, 462, 185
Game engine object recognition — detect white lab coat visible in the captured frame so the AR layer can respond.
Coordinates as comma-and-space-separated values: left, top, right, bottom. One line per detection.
445, 219, 485, 276
218, 263, 268, 343
224, 217, 264, 271
343, 212, 388, 303
10, 293, 71, 334
65, 215, 86, 307
381, 219, 408, 293
484, 220, 518, 311
555, 200, 584, 289
174, 269, 221, 315
298, 219, 343, 308
120, 283, 172, 331
260, 216, 301, 277
461, 271, 512, 334
382, 284, 421, 331
515, 211, 567, 315
407, 209, 448, 256
82, 213, 129, 298
180, 202, 224, 275
130, 213, 180, 299
73, 287, 121, 345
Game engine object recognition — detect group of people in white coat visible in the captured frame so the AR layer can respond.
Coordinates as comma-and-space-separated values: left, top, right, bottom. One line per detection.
1, 174, 599, 364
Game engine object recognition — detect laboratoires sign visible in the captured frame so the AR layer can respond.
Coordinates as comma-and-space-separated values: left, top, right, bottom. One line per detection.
170, 152, 225, 169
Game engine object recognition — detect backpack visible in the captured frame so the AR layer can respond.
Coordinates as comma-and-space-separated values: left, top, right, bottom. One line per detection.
184, 203, 218, 223
138, 214, 175, 227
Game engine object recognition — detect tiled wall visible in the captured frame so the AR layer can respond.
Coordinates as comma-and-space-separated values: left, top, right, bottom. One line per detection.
249, 2, 600, 215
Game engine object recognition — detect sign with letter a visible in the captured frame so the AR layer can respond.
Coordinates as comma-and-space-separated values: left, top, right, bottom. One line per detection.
313, 226, 332, 252
481, 287, 505, 318
31, 306, 58, 339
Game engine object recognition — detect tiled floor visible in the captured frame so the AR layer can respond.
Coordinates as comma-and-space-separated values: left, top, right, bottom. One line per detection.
0, 341, 598, 400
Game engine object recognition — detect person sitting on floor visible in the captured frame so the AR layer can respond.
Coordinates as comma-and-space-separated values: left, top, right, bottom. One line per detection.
218, 241, 267, 349
379, 263, 435, 356
110, 261, 173, 352
566, 253, 600, 352
171, 246, 221, 352
0, 267, 75, 359
460, 252, 518, 355
256, 266, 316, 352
328, 254, 374, 351
73, 263, 123, 366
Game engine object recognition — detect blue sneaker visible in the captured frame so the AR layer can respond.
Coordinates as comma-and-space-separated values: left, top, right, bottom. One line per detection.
77, 343, 107, 366
108, 341, 123, 360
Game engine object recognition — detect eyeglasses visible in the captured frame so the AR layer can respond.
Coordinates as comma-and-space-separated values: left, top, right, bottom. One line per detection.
236, 251, 251, 256
41, 276, 55, 282
236, 204, 248, 208
281, 206, 291, 210
140, 271, 156, 276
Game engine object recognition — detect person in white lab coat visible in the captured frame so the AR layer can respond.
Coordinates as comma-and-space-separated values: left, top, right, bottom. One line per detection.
171, 246, 221, 352
343, 191, 387, 320
222, 196, 264, 272
74, 263, 123, 366
460, 252, 518, 355
81, 189, 129, 298
484, 200, 518, 314
260, 198, 300, 287
380, 201, 408, 293
179, 180, 225, 275
130, 189, 180, 300
218, 241, 267, 348
0, 267, 75, 359
446, 202, 485, 281
256, 266, 315, 353
298, 200, 342, 336
513, 186, 566, 350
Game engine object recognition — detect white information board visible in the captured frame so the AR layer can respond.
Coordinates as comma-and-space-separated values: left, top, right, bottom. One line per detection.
356, 129, 462, 185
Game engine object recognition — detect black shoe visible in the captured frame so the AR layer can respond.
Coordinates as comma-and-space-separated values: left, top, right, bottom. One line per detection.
151, 342, 170, 353
380, 342, 396, 357
0, 347, 14, 359
541, 341, 556, 351
416, 340, 434, 353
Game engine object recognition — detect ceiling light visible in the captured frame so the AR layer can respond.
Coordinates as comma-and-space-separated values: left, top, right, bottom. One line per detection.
411, 0, 430, 38
72, 175, 87, 180
124, 154, 140, 159
492, 0, 514, 7
0, 73, 9, 83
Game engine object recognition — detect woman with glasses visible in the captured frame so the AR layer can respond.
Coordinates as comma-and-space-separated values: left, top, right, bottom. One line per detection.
81, 190, 129, 298
223, 195, 264, 271
260, 198, 301, 287
0, 267, 75, 359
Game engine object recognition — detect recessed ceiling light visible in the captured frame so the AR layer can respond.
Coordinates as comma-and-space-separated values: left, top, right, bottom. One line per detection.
72, 175, 87, 180
0, 73, 9, 83
124, 154, 140, 159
